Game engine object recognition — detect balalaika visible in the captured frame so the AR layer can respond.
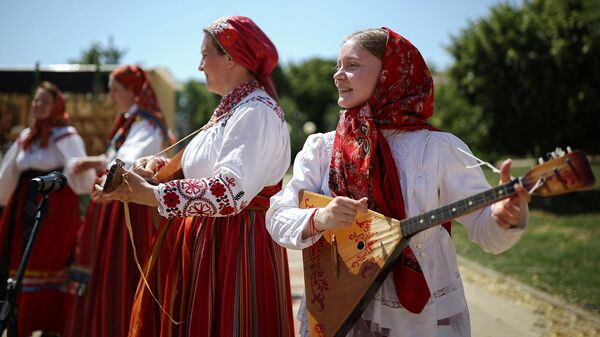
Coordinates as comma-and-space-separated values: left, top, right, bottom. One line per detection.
299, 148, 595, 337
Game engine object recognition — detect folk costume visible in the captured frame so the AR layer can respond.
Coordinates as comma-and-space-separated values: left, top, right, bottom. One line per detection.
65, 65, 169, 337
0, 84, 95, 335
128, 16, 294, 337
266, 28, 528, 337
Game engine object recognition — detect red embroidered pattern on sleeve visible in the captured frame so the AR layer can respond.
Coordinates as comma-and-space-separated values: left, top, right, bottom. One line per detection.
157, 174, 246, 218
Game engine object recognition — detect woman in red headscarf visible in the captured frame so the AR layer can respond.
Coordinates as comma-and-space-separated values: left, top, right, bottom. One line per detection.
98, 16, 294, 337
0, 81, 96, 336
266, 28, 531, 337
64, 65, 172, 337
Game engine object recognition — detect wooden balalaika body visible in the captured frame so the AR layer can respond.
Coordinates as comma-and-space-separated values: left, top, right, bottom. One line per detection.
299, 149, 595, 337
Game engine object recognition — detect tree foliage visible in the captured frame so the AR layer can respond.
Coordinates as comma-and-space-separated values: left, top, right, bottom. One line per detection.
284, 59, 340, 133
69, 36, 126, 65
280, 59, 341, 155
432, 78, 488, 157
175, 80, 219, 146
445, 0, 600, 157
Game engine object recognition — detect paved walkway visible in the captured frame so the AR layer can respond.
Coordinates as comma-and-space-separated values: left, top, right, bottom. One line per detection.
287, 249, 600, 337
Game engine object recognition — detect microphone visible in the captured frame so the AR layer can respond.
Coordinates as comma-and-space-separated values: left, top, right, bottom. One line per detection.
29, 171, 68, 193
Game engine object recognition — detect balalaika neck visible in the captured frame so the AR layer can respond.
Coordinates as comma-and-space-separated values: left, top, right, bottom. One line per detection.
399, 178, 521, 237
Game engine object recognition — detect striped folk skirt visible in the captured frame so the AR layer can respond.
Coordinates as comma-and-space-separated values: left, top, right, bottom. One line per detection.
0, 170, 80, 335
65, 200, 159, 337
128, 209, 294, 337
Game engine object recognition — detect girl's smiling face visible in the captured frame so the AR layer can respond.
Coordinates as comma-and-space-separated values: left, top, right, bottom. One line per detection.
333, 40, 382, 109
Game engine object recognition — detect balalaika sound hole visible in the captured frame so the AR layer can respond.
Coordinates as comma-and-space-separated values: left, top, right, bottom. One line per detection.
357, 241, 365, 250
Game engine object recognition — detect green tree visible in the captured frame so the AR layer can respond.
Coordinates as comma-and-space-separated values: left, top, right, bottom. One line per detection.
69, 36, 126, 65
432, 79, 489, 156
446, 0, 600, 157
274, 58, 340, 157
272, 64, 292, 98
285, 58, 339, 133
175, 80, 219, 144
278, 95, 306, 156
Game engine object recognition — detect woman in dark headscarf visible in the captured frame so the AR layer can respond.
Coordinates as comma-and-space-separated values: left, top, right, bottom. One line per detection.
0, 81, 95, 336
266, 27, 531, 337
64, 65, 172, 337
99, 16, 293, 337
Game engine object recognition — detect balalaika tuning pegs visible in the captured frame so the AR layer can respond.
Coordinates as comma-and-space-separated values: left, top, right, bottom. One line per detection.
548, 147, 566, 159
540, 147, 573, 164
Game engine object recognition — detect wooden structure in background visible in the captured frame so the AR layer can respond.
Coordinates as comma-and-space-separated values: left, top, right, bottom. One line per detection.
0, 64, 178, 155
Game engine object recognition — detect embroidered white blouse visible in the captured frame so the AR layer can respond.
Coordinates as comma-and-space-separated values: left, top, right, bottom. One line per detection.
154, 89, 291, 218
104, 104, 164, 170
0, 126, 96, 205
266, 129, 529, 337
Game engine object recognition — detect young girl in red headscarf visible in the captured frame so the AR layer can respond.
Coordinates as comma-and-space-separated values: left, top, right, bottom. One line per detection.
266, 28, 532, 337
98, 16, 294, 337
0, 81, 96, 336
64, 65, 171, 337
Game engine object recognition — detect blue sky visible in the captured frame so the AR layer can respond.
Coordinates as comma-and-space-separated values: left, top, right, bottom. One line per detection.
1, 0, 518, 82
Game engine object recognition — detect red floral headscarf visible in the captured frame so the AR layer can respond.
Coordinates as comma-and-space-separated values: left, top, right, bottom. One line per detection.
108, 65, 171, 143
22, 81, 71, 150
329, 27, 438, 313
205, 16, 279, 100
329, 27, 435, 206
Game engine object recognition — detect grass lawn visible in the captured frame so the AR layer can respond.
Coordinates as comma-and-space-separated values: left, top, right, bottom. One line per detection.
453, 161, 600, 314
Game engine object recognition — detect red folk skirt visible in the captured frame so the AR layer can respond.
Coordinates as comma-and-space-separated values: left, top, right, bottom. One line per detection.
0, 170, 81, 335
128, 208, 294, 337
64, 200, 159, 337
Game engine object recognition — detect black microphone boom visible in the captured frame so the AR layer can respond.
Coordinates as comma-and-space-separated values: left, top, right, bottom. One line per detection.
29, 171, 68, 193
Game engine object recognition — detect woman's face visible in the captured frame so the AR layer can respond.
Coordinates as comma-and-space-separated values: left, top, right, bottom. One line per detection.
31, 88, 54, 120
109, 77, 136, 112
333, 40, 382, 109
198, 34, 230, 96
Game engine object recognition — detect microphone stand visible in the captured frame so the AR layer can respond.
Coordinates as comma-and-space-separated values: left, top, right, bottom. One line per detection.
0, 191, 50, 337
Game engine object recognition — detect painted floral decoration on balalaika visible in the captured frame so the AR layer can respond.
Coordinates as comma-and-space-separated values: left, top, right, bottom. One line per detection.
299, 148, 595, 337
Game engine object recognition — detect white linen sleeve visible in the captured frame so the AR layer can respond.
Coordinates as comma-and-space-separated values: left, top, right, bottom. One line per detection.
0, 141, 21, 206
54, 131, 96, 195
154, 102, 290, 218
437, 134, 528, 254
109, 119, 163, 170
265, 133, 329, 250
